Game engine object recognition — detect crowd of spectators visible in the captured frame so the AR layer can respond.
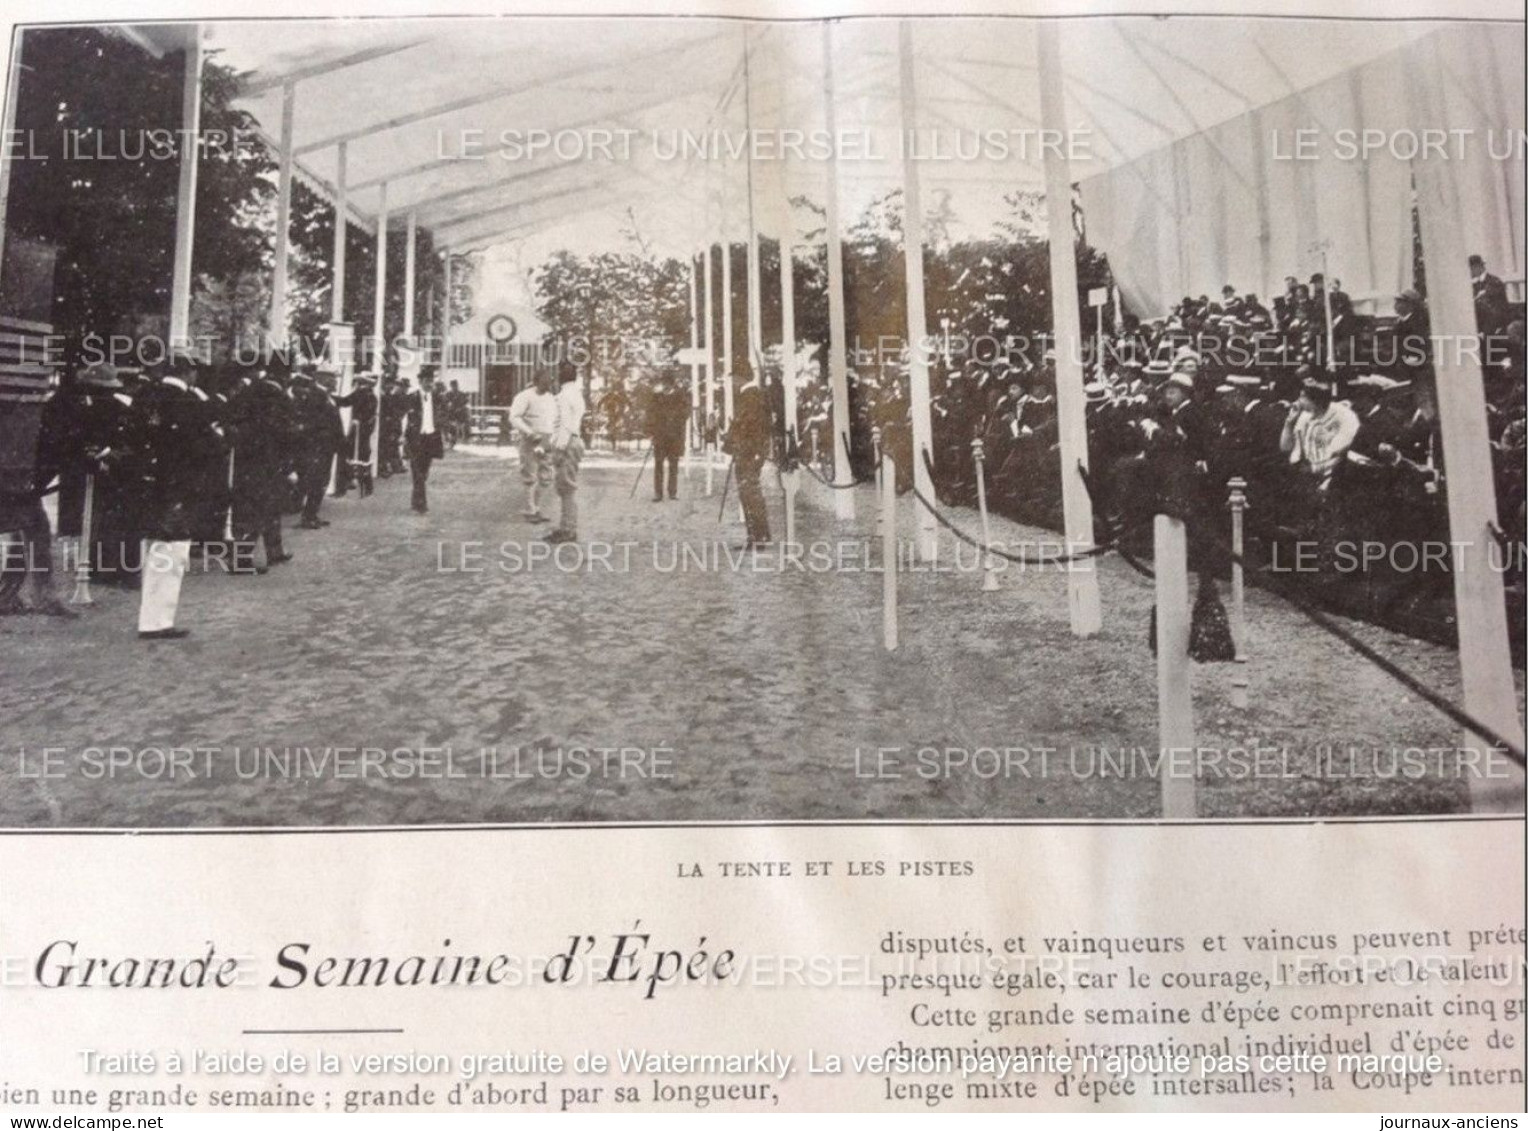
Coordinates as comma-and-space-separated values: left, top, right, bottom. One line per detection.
798, 259, 1525, 652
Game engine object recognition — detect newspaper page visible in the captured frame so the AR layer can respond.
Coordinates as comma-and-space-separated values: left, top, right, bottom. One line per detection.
0, 0, 1523, 1120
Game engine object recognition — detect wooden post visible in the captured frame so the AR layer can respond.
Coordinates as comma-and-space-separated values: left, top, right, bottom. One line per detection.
704, 239, 717, 496
330, 140, 349, 489
882, 449, 898, 652
403, 209, 417, 342
1155, 515, 1197, 819
441, 248, 453, 370
1228, 477, 1249, 710
872, 425, 884, 538
168, 27, 203, 347
1317, 240, 1337, 374
721, 232, 735, 424
744, 200, 763, 371
1095, 303, 1106, 380
741, 30, 765, 383
822, 22, 854, 521
69, 475, 94, 606
268, 80, 296, 352
973, 437, 999, 592
898, 21, 937, 562
0, 31, 26, 296
328, 321, 354, 496
331, 142, 347, 325
373, 184, 389, 363
770, 34, 799, 548
1037, 22, 1104, 638
782, 461, 799, 547
370, 182, 388, 479
1406, 38, 1526, 813
688, 250, 701, 451
326, 144, 351, 498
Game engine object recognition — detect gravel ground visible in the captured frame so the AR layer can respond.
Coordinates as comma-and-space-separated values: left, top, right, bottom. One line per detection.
0, 446, 1511, 827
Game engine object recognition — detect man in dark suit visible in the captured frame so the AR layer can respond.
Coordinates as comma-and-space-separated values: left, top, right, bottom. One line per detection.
229, 356, 298, 569
1388, 290, 1433, 384
379, 377, 407, 477
444, 380, 471, 447
131, 358, 223, 638
1145, 371, 1221, 571
402, 367, 447, 514
1470, 254, 1511, 339
26, 361, 138, 611
647, 368, 689, 502
333, 372, 377, 497
725, 364, 773, 547
295, 368, 345, 529
193, 365, 237, 555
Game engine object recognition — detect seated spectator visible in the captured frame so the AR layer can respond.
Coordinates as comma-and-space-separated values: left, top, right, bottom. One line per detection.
1280, 376, 1359, 485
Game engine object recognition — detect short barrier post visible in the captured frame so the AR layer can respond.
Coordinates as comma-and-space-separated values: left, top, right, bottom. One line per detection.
69, 474, 95, 606
1227, 476, 1249, 710
1155, 513, 1196, 818
881, 447, 898, 652
972, 436, 999, 593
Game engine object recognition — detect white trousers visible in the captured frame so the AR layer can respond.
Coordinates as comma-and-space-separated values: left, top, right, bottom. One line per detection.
137, 539, 189, 632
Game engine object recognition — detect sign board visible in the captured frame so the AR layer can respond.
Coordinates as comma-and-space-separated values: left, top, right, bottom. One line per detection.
327, 321, 355, 381
1087, 287, 1109, 308
485, 314, 518, 343
674, 346, 709, 366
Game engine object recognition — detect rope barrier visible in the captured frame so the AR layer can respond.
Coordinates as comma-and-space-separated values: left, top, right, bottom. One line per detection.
1074, 462, 1155, 580
908, 482, 1128, 566
797, 430, 873, 489
798, 459, 874, 490
1069, 462, 1526, 767
890, 451, 1525, 766
909, 449, 1125, 566
1226, 534, 1526, 768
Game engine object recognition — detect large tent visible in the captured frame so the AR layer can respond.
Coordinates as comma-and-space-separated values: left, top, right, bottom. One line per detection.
200, 16, 1495, 257
1, 9, 1522, 810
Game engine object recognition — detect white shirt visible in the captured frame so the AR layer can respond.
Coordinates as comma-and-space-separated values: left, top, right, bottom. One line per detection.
1289, 401, 1359, 477
509, 386, 558, 439
551, 381, 586, 449
420, 390, 436, 435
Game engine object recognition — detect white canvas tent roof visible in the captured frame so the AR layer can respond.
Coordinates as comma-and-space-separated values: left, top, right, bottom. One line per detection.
114, 14, 1451, 254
